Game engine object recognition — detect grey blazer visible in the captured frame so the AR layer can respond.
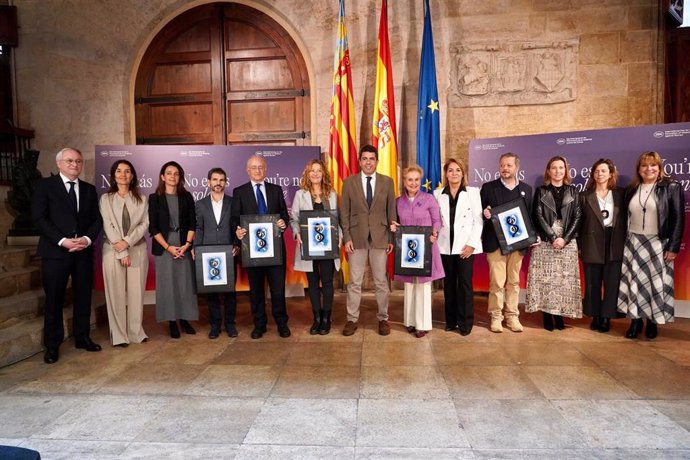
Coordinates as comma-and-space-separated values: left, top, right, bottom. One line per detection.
290, 189, 341, 272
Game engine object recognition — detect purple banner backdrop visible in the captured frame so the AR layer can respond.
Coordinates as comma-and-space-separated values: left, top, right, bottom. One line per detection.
95, 145, 320, 292
469, 122, 690, 313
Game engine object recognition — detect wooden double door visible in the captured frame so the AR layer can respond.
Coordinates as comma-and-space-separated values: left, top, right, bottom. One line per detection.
135, 3, 310, 145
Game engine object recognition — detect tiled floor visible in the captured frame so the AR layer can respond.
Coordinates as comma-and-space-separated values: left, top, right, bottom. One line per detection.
1, 291, 689, 459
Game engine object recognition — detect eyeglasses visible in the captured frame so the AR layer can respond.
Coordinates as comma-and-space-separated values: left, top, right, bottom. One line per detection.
61, 159, 83, 165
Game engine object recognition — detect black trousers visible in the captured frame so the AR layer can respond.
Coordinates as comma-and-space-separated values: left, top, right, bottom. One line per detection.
207, 291, 237, 330
246, 264, 288, 329
583, 261, 622, 319
42, 253, 94, 349
305, 259, 335, 313
441, 254, 474, 330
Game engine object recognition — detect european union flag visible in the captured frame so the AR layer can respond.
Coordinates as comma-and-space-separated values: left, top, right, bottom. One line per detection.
416, 0, 441, 192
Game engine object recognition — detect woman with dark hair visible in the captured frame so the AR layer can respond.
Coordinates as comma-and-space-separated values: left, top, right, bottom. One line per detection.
618, 151, 685, 339
148, 161, 198, 338
290, 159, 341, 335
433, 158, 483, 335
100, 160, 149, 346
526, 155, 583, 330
578, 159, 626, 333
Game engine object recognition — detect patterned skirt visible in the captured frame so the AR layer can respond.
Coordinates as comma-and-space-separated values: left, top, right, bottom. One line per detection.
617, 233, 674, 324
525, 220, 583, 318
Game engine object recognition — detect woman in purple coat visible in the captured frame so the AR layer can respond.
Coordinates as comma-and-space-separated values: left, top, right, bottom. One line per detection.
391, 165, 444, 337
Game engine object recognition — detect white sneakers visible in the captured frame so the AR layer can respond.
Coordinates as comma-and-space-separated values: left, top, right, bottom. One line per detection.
490, 317, 523, 333
490, 318, 503, 333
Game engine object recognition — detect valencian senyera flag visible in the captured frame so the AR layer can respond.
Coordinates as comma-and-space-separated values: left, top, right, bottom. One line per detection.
328, 0, 358, 196
416, 0, 442, 192
372, 0, 399, 196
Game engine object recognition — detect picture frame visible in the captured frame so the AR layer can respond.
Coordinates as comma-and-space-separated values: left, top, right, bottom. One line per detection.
240, 214, 283, 267
490, 197, 538, 255
194, 245, 235, 293
393, 225, 433, 276
299, 209, 339, 260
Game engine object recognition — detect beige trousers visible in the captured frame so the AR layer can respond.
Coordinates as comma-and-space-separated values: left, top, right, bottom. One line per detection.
404, 281, 432, 331
346, 244, 389, 322
102, 242, 149, 345
486, 249, 524, 321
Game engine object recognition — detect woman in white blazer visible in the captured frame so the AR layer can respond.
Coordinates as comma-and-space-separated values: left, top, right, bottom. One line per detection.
433, 158, 483, 335
100, 160, 149, 346
290, 159, 341, 335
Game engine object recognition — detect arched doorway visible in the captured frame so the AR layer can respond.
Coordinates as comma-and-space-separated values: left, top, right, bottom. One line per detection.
134, 3, 310, 145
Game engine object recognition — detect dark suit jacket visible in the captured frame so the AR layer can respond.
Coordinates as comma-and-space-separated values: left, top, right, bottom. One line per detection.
194, 194, 236, 246
31, 174, 102, 258
148, 192, 196, 256
480, 179, 533, 254
578, 187, 626, 264
230, 181, 289, 229
340, 173, 396, 249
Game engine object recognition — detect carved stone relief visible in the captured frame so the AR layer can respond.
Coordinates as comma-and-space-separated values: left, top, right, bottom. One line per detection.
448, 40, 579, 107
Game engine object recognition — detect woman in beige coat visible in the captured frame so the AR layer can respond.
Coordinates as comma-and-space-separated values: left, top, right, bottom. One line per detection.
100, 160, 149, 346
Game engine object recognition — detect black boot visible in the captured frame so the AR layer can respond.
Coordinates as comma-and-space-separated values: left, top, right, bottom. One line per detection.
554, 315, 565, 330
169, 321, 180, 338
598, 317, 611, 333
319, 311, 331, 335
310, 311, 321, 335
542, 312, 554, 331
179, 319, 196, 334
645, 319, 658, 339
625, 318, 643, 339
590, 316, 600, 330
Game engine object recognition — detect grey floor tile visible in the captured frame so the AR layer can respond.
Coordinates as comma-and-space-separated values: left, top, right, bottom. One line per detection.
243, 398, 357, 446
17, 439, 128, 459
523, 366, 637, 400
184, 364, 280, 397
554, 400, 690, 449
356, 399, 468, 448
355, 447, 474, 459
235, 444, 354, 459
594, 449, 690, 459
0, 437, 24, 446
136, 397, 263, 443
0, 394, 76, 437
271, 366, 361, 399
140, 339, 228, 365
441, 366, 544, 400
649, 400, 690, 431
456, 399, 587, 449
472, 449, 603, 459
361, 341, 436, 366
360, 365, 450, 399
98, 362, 206, 395
121, 442, 240, 459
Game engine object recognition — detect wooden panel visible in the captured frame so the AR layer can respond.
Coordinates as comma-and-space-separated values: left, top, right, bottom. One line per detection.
151, 103, 214, 135
151, 62, 212, 95
229, 100, 295, 132
225, 21, 277, 50
165, 22, 212, 53
227, 59, 293, 92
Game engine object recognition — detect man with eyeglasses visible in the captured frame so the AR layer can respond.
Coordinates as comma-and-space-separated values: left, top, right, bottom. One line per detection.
231, 155, 291, 339
31, 147, 103, 364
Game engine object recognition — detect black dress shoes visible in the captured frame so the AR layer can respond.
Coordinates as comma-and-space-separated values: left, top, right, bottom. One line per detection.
208, 327, 220, 339
227, 326, 238, 338
75, 337, 102, 352
554, 315, 565, 330
179, 319, 196, 335
278, 325, 291, 338
460, 325, 472, 336
590, 316, 600, 330
251, 327, 267, 339
598, 317, 611, 333
44, 348, 59, 364
169, 321, 181, 338
445, 324, 457, 332
645, 319, 658, 339
625, 318, 644, 339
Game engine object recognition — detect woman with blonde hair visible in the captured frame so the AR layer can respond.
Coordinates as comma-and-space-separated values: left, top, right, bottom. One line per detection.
290, 159, 341, 335
433, 158, 483, 335
618, 151, 685, 339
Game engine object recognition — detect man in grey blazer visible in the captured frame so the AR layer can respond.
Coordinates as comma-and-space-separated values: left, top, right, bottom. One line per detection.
340, 145, 397, 336
194, 168, 238, 339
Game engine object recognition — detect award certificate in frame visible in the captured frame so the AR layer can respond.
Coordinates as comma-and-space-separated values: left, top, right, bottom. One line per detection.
490, 198, 538, 255
194, 245, 235, 293
240, 214, 283, 267
393, 225, 432, 276
299, 210, 339, 260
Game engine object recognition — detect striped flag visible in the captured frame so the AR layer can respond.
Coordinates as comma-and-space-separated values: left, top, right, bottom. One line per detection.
372, 0, 399, 196
328, 0, 358, 195
416, 0, 442, 192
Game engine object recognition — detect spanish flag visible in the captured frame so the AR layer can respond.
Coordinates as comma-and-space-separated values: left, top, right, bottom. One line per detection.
372, 0, 399, 196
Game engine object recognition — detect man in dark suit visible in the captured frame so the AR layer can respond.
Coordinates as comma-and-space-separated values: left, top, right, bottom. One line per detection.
340, 145, 397, 336
194, 167, 239, 339
480, 152, 533, 334
231, 155, 290, 339
31, 147, 103, 364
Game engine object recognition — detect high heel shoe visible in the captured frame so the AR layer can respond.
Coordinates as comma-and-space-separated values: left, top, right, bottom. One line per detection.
598, 317, 610, 333
179, 319, 196, 335
542, 312, 554, 331
625, 318, 643, 339
645, 319, 658, 339
169, 321, 180, 338
554, 315, 565, 330
590, 316, 600, 330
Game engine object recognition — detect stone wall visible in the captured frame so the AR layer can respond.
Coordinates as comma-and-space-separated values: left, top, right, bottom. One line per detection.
11, 0, 660, 180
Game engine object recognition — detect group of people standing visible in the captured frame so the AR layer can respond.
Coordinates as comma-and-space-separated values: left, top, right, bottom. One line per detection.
31, 145, 685, 364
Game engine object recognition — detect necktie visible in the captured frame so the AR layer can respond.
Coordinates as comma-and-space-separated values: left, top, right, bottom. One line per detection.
122, 204, 131, 236
366, 176, 373, 208
256, 183, 267, 215
68, 181, 78, 212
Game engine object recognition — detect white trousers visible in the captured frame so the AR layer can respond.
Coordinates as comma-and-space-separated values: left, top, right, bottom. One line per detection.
404, 281, 432, 331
